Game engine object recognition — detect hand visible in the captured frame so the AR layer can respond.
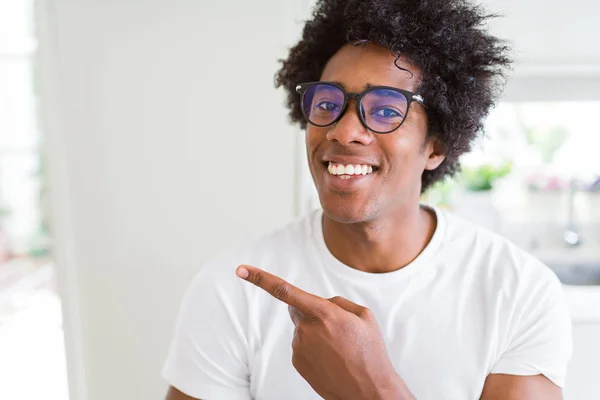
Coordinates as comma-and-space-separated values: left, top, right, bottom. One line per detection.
236, 265, 414, 400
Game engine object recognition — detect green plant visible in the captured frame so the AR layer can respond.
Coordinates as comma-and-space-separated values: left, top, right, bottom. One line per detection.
0, 207, 10, 218
460, 162, 512, 192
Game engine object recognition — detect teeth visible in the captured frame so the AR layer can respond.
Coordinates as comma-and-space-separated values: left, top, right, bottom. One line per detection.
327, 162, 375, 176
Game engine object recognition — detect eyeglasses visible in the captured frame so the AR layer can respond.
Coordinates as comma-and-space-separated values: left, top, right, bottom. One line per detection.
295, 81, 425, 134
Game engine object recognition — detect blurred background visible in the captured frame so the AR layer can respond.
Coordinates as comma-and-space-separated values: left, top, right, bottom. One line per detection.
0, 0, 598, 399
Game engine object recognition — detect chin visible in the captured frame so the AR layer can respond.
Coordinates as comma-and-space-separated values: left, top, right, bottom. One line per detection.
319, 195, 375, 224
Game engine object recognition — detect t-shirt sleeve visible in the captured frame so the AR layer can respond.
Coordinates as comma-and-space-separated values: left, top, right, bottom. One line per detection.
490, 261, 572, 388
162, 262, 252, 400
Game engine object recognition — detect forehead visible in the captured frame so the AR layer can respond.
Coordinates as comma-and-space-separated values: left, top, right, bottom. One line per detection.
319, 43, 422, 93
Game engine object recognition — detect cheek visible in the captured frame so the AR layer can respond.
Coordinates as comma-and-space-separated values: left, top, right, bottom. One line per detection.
305, 125, 327, 152
381, 133, 423, 163
380, 134, 428, 180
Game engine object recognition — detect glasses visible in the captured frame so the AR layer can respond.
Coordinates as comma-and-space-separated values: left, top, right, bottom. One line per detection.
295, 81, 425, 134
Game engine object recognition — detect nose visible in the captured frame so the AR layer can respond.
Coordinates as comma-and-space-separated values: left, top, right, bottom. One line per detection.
326, 100, 374, 146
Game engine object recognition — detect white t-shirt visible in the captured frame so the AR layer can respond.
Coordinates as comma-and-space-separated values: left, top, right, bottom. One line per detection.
163, 207, 572, 400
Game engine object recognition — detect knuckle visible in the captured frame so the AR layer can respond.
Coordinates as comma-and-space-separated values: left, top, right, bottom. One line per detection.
357, 306, 373, 320
249, 272, 262, 286
316, 307, 334, 322
319, 311, 338, 331
272, 283, 291, 301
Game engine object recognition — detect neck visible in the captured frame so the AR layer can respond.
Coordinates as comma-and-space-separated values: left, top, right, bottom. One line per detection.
322, 203, 437, 274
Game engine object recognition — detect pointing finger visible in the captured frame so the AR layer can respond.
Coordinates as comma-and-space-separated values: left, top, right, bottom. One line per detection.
236, 265, 330, 318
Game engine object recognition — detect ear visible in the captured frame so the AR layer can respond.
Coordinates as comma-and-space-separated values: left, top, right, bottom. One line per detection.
424, 138, 446, 171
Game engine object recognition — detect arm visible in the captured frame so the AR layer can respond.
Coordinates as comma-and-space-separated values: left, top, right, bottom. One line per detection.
165, 386, 201, 400
481, 261, 571, 399
481, 374, 562, 400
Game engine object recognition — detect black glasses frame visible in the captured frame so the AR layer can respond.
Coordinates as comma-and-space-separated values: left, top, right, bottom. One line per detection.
295, 81, 425, 134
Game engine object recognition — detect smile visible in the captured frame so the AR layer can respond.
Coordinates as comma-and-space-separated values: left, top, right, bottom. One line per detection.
327, 162, 375, 179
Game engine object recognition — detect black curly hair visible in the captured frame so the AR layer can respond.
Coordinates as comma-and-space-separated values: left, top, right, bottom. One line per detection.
275, 0, 512, 192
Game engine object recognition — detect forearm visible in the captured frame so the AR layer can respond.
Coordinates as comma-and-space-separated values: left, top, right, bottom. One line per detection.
323, 371, 415, 400
374, 373, 416, 400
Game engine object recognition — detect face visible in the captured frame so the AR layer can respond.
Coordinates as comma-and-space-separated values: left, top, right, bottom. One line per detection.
305, 42, 444, 224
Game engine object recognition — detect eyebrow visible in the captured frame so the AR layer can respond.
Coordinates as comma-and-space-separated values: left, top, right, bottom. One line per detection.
329, 81, 383, 91
329, 80, 347, 89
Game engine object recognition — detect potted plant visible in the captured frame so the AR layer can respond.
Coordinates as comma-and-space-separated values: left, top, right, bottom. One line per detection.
460, 162, 512, 192
452, 161, 512, 232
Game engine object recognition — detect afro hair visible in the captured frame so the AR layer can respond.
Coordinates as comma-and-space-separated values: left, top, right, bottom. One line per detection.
275, 0, 512, 192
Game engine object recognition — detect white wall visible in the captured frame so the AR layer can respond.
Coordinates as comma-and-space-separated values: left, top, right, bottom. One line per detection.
483, 0, 600, 68
565, 323, 600, 399
37, 0, 300, 399
481, 0, 600, 101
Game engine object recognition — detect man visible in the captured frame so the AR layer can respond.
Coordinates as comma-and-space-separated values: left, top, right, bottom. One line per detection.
163, 0, 572, 398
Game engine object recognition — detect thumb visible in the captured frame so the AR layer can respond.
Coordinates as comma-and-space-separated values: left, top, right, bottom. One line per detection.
328, 296, 370, 317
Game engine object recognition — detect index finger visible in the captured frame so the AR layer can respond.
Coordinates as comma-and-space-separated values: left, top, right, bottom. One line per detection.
236, 264, 330, 317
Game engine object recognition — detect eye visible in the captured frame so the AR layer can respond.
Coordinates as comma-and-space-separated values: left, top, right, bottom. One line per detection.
316, 101, 340, 112
372, 107, 402, 118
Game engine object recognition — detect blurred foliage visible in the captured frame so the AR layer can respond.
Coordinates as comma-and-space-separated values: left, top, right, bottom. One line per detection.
525, 125, 569, 163
28, 148, 51, 258
460, 162, 512, 192
422, 178, 457, 207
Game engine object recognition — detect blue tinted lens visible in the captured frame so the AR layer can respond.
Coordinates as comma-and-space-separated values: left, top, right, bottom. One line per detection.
302, 84, 345, 126
361, 88, 408, 133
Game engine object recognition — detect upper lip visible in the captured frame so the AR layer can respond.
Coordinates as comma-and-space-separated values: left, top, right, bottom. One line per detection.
322, 155, 379, 167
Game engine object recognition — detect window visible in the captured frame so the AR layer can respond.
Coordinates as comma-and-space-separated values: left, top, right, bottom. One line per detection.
423, 101, 600, 261
0, 1, 68, 398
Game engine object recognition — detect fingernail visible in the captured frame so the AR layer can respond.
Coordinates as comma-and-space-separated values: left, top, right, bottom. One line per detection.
236, 266, 249, 279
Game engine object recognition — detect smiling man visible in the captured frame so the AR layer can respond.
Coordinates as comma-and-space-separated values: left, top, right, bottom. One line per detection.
163, 1, 572, 399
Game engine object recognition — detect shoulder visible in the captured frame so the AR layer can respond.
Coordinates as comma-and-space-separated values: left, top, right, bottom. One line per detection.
439, 209, 562, 296
176, 211, 318, 326
438, 212, 575, 386
194, 210, 318, 285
